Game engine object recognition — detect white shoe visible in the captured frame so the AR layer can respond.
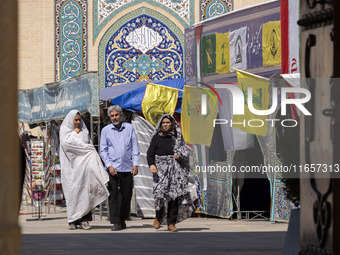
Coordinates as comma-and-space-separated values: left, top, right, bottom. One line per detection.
79, 221, 91, 230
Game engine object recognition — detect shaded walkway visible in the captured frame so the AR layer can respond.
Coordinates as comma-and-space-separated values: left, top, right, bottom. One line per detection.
19, 206, 288, 255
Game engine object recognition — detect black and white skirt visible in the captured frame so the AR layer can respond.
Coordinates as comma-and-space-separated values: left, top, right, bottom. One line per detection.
153, 154, 194, 224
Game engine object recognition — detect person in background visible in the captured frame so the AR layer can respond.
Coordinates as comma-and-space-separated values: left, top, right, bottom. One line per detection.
100, 105, 140, 231
147, 114, 194, 232
60, 110, 109, 230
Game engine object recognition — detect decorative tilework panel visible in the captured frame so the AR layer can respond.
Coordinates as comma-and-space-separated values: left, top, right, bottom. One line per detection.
56, 0, 87, 81
206, 176, 233, 218
272, 180, 294, 222
201, 0, 233, 21
94, 0, 194, 42
195, 157, 234, 218
184, 27, 195, 84
99, 9, 184, 88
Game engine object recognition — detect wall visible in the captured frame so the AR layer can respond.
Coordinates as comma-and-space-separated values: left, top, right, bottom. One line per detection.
18, 0, 54, 89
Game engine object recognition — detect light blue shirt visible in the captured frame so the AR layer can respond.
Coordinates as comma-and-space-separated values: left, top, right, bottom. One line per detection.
100, 122, 140, 172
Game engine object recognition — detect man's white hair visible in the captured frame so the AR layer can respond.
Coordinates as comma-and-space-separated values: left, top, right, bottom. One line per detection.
107, 105, 122, 117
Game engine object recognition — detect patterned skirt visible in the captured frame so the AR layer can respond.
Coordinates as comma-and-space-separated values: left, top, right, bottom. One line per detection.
153, 154, 194, 224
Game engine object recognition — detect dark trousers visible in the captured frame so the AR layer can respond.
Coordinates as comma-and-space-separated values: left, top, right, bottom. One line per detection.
156, 198, 178, 226
107, 172, 133, 224
69, 211, 92, 225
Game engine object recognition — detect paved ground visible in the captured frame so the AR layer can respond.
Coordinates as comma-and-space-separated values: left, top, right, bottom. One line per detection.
19, 204, 288, 255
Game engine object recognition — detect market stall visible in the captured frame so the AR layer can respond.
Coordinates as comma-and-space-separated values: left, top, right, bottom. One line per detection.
19, 72, 100, 217
184, 0, 295, 222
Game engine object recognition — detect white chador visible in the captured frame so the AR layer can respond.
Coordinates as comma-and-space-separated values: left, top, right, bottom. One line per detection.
60, 110, 109, 223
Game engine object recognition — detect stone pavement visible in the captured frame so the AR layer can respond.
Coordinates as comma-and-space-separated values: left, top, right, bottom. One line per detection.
19, 204, 288, 255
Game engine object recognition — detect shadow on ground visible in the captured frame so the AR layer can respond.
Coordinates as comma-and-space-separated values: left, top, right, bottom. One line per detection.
21, 231, 286, 255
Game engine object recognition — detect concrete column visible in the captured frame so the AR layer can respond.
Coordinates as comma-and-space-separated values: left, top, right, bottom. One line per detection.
0, 0, 21, 254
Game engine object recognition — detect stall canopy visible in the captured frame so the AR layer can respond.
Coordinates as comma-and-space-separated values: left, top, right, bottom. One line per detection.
99, 78, 185, 112
18, 73, 99, 123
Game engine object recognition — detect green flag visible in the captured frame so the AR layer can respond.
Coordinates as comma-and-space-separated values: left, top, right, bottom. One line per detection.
201, 34, 216, 75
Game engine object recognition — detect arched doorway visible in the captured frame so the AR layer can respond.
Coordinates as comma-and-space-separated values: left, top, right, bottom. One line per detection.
98, 7, 184, 88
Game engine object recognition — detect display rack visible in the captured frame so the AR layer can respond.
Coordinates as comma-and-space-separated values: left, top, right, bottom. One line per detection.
46, 161, 65, 212
21, 114, 104, 220
21, 123, 66, 219
28, 138, 47, 220
43, 123, 65, 213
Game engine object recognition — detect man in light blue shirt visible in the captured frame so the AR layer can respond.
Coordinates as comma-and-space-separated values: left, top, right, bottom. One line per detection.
100, 105, 140, 231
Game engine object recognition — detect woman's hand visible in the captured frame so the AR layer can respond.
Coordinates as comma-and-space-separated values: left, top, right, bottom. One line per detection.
74, 128, 80, 133
150, 165, 157, 174
174, 154, 180, 161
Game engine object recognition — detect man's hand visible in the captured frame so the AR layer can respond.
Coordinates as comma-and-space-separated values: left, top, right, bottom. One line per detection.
131, 166, 138, 176
150, 165, 157, 174
74, 128, 80, 133
108, 166, 117, 176
174, 154, 180, 161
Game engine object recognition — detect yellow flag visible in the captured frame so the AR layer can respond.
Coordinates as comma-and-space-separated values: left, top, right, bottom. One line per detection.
141, 83, 178, 126
262, 21, 281, 66
232, 70, 269, 136
181, 86, 218, 146
216, 32, 230, 73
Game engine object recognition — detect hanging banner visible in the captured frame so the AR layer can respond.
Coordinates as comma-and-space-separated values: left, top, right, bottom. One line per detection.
232, 69, 269, 136
217, 87, 254, 151
185, 26, 196, 84
141, 83, 178, 126
201, 33, 216, 75
216, 32, 230, 74
281, 0, 300, 74
181, 85, 218, 146
229, 26, 247, 71
288, 0, 300, 73
262, 21, 281, 66
185, 1, 281, 81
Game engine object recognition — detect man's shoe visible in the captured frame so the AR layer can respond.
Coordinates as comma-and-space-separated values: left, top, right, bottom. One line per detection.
79, 221, 91, 230
111, 223, 122, 231
168, 224, 178, 232
153, 218, 161, 229
121, 221, 127, 229
68, 223, 77, 230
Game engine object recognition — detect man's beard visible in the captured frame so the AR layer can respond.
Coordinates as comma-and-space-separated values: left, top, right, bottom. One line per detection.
113, 120, 120, 125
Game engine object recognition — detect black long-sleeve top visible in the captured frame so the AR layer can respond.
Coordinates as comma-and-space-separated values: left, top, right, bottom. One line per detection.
147, 133, 174, 166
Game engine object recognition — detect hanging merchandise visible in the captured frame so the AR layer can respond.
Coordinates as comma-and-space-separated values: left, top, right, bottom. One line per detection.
31, 139, 44, 191
30, 139, 45, 206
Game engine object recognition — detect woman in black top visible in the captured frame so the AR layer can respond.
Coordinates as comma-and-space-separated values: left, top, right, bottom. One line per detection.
147, 114, 194, 232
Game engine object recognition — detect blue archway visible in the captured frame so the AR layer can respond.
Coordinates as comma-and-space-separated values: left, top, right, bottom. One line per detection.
99, 8, 184, 88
